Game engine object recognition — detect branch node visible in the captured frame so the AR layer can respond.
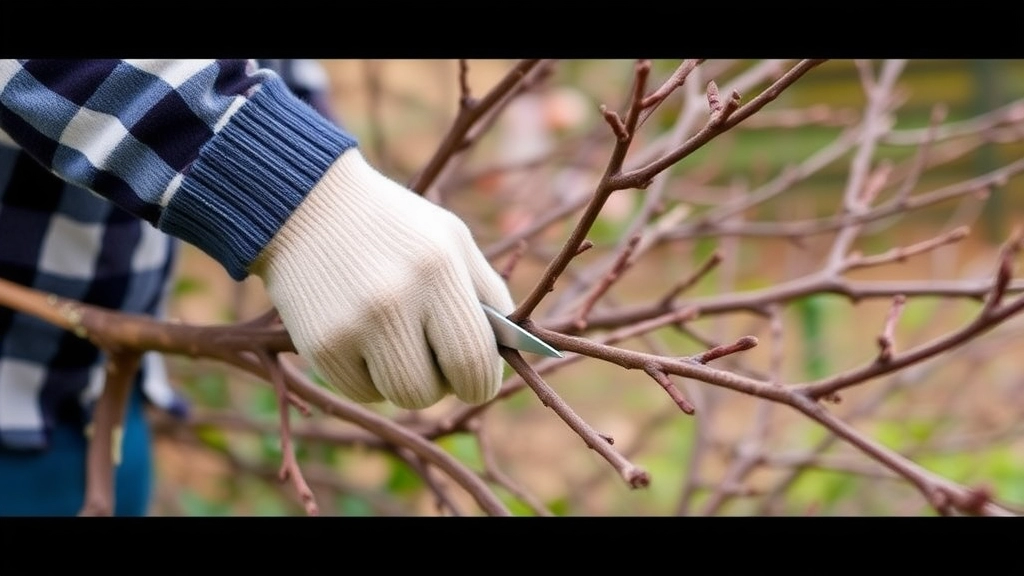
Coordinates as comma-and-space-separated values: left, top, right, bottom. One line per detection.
876, 294, 907, 363
500, 239, 529, 281
643, 364, 696, 414
600, 105, 629, 141
706, 81, 722, 113
986, 225, 1024, 312
639, 59, 703, 110
626, 467, 651, 489
707, 82, 741, 124
962, 484, 993, 515
457, 59, 473, 110
930, 487, 953, 516
694, 336, 759, 365
258, 349, 319, 516
573, 235, 642, 330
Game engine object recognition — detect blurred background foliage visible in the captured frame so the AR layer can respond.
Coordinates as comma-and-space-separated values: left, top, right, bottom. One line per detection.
149, 60, 1024, 516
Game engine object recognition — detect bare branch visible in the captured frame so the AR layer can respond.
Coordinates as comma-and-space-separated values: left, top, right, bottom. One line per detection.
691, 336, 759, 365
574, 235, 641, 330
258, 349, 318, 516
600, 105, 629, 141
893, 103, 948, 206
660, 250, 723, 307
79, 352, 141, 516
668, 158, 1024, 239
643, 364, 696, 414
8, 59, 1024, 518
843, 226, 970, 272
499, 239, 528, 281
640, 59, 704, 110
876, 294, 907, 363
501, 347, 651, 488
984, 225, 1024, 313
458, 59, 473, 108
801, 282, 1024, 400
409, 59, 544, 194
511, 60, 825, 323
614, 60, 827, 190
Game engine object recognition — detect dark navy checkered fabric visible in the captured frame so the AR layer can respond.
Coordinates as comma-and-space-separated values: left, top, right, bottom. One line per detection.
0, 60, 269, 222
0, 146, 184, 449
1, 60, 358, 280
0, 60, 347, 450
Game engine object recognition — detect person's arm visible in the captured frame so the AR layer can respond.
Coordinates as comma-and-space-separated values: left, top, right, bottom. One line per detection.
0, 59, 514, 410
0, 59, 350, 277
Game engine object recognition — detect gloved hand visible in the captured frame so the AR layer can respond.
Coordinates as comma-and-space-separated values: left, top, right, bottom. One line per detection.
251, 149, 515, 409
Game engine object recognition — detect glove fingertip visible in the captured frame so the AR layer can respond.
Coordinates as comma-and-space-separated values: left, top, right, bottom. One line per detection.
451, 356, 504, 405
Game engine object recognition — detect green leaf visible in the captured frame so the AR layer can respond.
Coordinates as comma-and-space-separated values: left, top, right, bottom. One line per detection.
635, 453, 685, 511
252, 491, 290, 516
820, 472, 859, 508
795, 294, 834, 379
971, 446, 1024, 502
194, 424, 229, 453
179, 488, 232, 516
905, 419, 938, 444
184, 372, 229, 408
873, 419, 938, 452
588, 217, 622, 245
258, 432, 282, 461
337, 495, 375, 517
250, 386, 280, 417
500, 491, 537, 517
172, 275, 206, 298
692, 237, 719, 266
438, 433, 483, 471
385, 456, 423, 494
788, 469, 860, 512
919, 452, 975, 483
504, 389, 533, 411
873, 421, 909, 451
899, 298, 941, 332
546, 497, 569, 516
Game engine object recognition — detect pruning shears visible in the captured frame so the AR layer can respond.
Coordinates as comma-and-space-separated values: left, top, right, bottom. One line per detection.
482, 304, 563, 358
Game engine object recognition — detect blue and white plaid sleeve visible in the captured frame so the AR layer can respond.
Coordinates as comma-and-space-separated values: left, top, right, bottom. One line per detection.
0, 59, 359, 280
0, 59, 344, 451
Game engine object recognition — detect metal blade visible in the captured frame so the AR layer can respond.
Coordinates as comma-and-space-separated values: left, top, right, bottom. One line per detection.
482, 304, 563, 358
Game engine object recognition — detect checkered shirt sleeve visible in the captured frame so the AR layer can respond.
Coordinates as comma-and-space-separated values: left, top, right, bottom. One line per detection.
0, 59, 359, 280
0, 60, 352, 450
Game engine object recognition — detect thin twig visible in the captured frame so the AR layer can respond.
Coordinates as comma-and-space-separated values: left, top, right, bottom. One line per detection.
257, 349, 318, 515
501, 347, 650, 488
876, 295, 907, 363
409, 59, 543, 194
79, 351, 141, 516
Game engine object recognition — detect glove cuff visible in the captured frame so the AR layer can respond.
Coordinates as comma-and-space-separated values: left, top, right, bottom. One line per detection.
158, 77, 358, 280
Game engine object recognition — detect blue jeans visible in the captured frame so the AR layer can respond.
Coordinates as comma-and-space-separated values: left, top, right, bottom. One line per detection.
0, 386, 152, 516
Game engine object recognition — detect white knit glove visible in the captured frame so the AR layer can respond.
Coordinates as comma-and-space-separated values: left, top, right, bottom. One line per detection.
251, 149, 515, 409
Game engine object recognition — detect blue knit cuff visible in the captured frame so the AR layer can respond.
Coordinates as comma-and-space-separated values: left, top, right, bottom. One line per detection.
158, 78, 358, 280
